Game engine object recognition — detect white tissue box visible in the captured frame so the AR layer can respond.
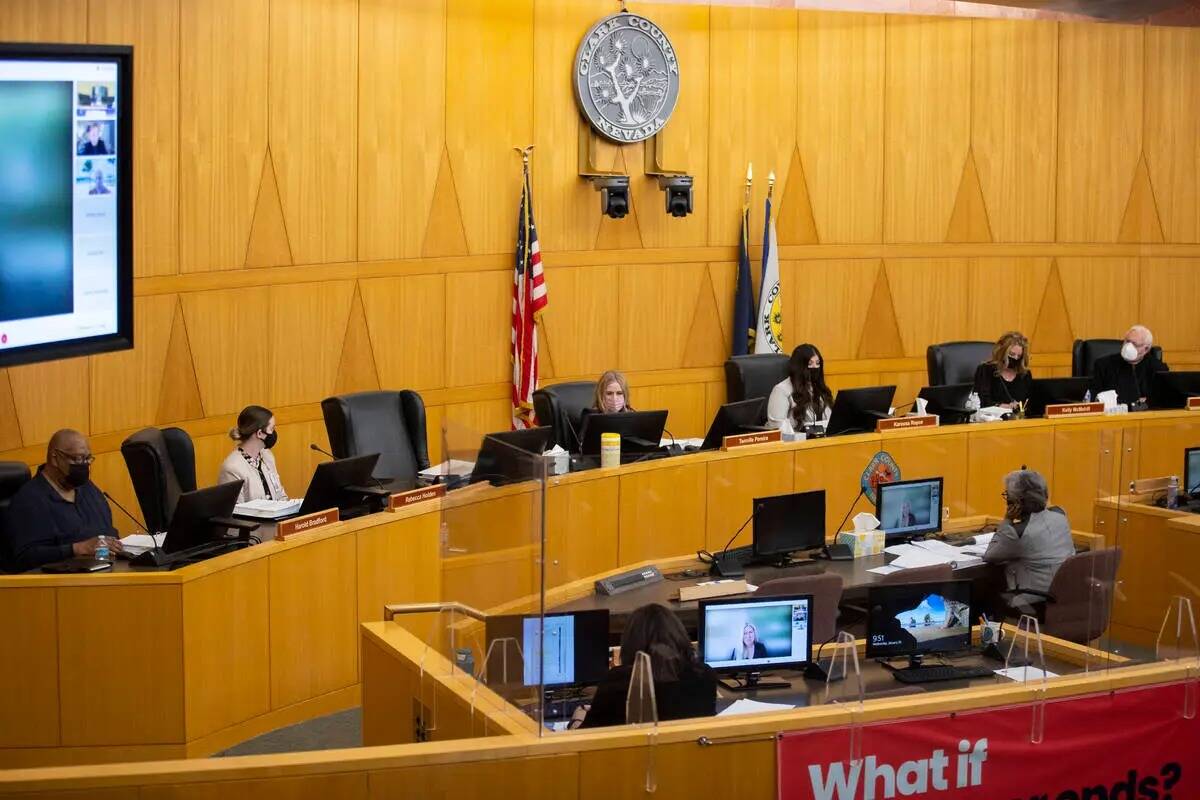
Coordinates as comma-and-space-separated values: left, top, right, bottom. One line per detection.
835, 530, 885, 558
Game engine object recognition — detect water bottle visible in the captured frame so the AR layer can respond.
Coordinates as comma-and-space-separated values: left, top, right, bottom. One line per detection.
1083, 389, 1091, 403
1167, 476, 1179, 509
95, 535, 110, 562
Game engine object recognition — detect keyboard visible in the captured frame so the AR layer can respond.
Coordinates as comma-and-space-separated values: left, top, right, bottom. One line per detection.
891, 665, 995, 684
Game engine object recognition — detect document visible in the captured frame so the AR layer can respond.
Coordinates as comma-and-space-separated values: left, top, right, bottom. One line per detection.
234, 498, 302, 519
418, 459, 475, 479
994, 666, 1059, 682
119, 532, 166, 555
718, 698, 796, 717
868, 564, 903, 576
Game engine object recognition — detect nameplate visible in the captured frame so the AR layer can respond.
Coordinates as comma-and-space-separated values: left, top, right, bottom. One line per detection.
876, 415, 939, 432
1187, 397, 1200, 411
1045, 401, 1105, 418
387, 484, 446, 511
721, 429, 781, 451
277, 508, 339, 540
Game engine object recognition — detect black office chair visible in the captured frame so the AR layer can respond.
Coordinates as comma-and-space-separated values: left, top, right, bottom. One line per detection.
926, 341, 993, 387
531, 381, 596, 452
321, 390, 431, 487
723, 354, 789, 423
120, 427, 197, 533
1071, 339, 1164, 378
0, 461, 32, 572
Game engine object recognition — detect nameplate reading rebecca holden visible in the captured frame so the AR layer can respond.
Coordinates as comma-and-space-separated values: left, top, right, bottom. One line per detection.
1187, 396, 1200, 411
387, 484, 446, 512
876, 415, 939, 432
721, 429, 781, 450
1044, 401, 1105, 418
277, 508, 339, 540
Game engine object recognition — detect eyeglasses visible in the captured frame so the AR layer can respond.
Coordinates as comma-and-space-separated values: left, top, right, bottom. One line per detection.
55, 449, 95, 466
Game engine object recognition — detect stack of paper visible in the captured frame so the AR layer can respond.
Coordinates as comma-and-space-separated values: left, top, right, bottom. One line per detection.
418, 459, 475, 479
718, 698, 796, 717
880, 539, 983, 570
119, 532, 166, 556
234, 498, 303, 519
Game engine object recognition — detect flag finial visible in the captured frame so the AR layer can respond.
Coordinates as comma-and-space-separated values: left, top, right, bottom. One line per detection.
514, 145, 535, 166
767, 170, 776, 199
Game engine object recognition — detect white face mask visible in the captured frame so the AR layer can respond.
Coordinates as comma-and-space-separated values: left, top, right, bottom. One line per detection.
1120, 341, 1139, 362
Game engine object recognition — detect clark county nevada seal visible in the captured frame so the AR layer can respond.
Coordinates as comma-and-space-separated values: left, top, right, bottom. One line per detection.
574, 11, 680, 144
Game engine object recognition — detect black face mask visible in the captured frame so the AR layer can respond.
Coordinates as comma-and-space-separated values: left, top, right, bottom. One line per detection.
807, 367, 821, 380
63, 462, 90, 489
1007, 356, 1021, 369
262, 431, 278, 450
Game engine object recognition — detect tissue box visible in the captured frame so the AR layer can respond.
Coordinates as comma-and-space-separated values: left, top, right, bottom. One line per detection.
835, 530, 885, 558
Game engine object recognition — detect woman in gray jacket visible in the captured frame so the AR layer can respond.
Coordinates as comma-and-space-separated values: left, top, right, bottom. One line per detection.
984, 469, 1074, 616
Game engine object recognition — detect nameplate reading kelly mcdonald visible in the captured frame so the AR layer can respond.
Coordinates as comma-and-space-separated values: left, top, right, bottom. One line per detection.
277, 508, 340, 540
1044, 401, 1105, 418
388, 484, 446, 511
1187, 397, 1200, 411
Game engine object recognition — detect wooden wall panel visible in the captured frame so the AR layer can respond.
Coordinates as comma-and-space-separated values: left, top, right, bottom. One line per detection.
1139, 258, 1200, 352
884, 259, 970, 357
966, 258, 1053, 342
1144, 26, 1200, 244
1056, 257, 1140, 340
635, 382, 707, 439
361, 275, 446, 391
179, 0, 269, 272
971, 19, 1058, 243
785, 259, 879, 360
445, 0, 533, 255
0, 589, 58, 747
358, 0, 446, 261
0, 0, 85, 43
7, 358, 90, 445
89, 0, 179, 277
1057, 23, 1144, 242
181, 288, 271, 417
539, 265, 618, 379
267, 281, 355, 407
445, 271, 511, 387
795, 11, 884, 244
269, 0, 358, 264
89, 294, 176, 434
883, 16, 972, 243
618, 263, 706, 372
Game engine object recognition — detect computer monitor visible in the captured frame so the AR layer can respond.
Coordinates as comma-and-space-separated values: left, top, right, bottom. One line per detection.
826, 385, 896, 437
876, 477, 943, 540
1149, 371, 1200, 410
699, 398, 766, 451
1186, 446, 1200, 497
484, 610, 610, 689
577, 409, 668, 456
752, 490, 826, 563
1026, 377, 1091, 418
698, 595, 813, 678
297, 453, 381, 516
469, 427, 555, 486
163, 480, 245, 554
917, 383, 973, 425
866, 580, 973, 665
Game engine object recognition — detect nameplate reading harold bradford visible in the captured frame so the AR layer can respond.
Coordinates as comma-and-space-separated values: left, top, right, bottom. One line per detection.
876, 415, 939, 432
388, 484, 446, 512
277, 508, 340, 540
1044, 401, 1105, 418
721, 429, 782, 451
1188, 397, 1200, 411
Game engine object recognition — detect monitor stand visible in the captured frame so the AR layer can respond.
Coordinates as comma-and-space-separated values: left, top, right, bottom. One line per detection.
720, 671, 791, 691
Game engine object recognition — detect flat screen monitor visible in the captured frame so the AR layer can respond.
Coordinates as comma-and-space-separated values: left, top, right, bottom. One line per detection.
699, 398, 766, 451
1149, 371, 1200, 411
0, 43, 133, 368
1026, 377, 1091, 418
866, 580, 972, 661
877, 477, 943, 540
752, 490, 826, 561
469, 426, 554, 486
698, 595, 813, 673
826, 385, 896, 437
917, 383, 973, 425
577, 409, 668, 456
163, 481, 244, 554
1186, 446, 1200, 497
484, 610, 610, 688
297, 453, 381, 516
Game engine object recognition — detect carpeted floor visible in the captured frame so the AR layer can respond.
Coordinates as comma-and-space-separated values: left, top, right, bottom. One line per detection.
215, 707, 362, 757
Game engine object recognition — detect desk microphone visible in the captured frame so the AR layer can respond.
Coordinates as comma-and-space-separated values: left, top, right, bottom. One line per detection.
706, 510, 755, 578
310, 443, 335, 459
103, 491, 166, 565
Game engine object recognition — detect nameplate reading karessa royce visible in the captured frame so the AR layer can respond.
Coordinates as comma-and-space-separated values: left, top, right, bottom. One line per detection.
277, 508, 340, 540
721, 429, 782, 450
1187, 397, 1200, 411
876, 415, 939, 432
387, 484, 446, 511
1044, 401, 1105, 418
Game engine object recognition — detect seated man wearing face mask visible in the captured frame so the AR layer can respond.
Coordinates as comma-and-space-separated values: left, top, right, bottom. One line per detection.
2, 429, 122, 572
1090, 325, 1169, 408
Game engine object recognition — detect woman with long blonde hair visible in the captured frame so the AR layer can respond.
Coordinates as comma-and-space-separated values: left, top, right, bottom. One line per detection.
973, 331, 1033, 410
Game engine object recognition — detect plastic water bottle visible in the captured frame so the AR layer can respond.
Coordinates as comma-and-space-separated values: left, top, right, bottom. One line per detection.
1167, 476, 1179, 509
95, 535, 110, 561
1083, 389, 1091, 403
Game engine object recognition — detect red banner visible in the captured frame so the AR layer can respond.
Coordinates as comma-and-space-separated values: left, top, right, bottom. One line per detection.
779, 682, 1199, 800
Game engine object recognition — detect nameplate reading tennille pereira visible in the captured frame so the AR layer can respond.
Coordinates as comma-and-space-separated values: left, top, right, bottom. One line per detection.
721, 429, 782, 451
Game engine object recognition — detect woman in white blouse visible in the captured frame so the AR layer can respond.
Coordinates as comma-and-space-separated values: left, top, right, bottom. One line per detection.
766, 344, 833, 435
219, 405, 287, 503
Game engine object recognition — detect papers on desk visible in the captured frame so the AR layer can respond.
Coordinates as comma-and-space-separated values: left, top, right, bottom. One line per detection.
994, 666, 1059, 682
867, 564, 903, 576
879, 539, 984, 571
958, 533, 994, 557
234, 498, 302, 519
667, 437, 705, 449
119, 532, 166, 556
718, 698, 796, 717
418, 459, 475, 480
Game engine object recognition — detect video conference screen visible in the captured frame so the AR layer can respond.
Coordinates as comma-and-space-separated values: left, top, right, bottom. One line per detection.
0, 44, 132, 368
700, 596, 812, 671
877, 478, 943, 538
866, 581, 972, 659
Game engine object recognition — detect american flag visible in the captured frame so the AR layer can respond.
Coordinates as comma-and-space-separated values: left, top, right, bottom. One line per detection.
512, 163, 547, 429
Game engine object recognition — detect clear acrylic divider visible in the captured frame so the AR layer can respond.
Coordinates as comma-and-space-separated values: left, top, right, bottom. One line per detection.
625, 650, 659, 793
1004, 614, 1048, 743
822, 631, 864, 767
1155, 596, 1200, 720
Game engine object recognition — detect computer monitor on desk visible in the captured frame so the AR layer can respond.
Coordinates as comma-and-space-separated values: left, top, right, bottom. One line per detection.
1149, 371, 1200, 410
826, 385, 896, 436
866, 580, 972, 668
877, 477, 943, 541
698, 595, 813, 690
698, 398, 766, 450
469, 427, 555, 486
1026, 377, 1091, 418
297, 453, 381, 517
162, 480, 246, 554
484, 610, 610, 690
1186, 447, 1200, 498
577, 410, 668, 456
753, 490, 826, 565
917, 383, 973, 425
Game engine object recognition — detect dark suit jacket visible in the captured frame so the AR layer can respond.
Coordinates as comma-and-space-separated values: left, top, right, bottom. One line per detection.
1090, 352, 1168, 406
730, 641, 768, 660
580, 662, 717, 728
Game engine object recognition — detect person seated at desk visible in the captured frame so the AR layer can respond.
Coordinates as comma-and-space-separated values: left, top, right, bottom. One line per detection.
767, 343, 832, 434
574, 603, 717, 729
974, 331, 1033, 410
983, 469, 1074, 616
219, 405, 287, 503
730, 621, 768, 660
2, 429, 122, 572
1091, 325, 1169, 408
582, 369, 634, 419
891, 499, 918, 530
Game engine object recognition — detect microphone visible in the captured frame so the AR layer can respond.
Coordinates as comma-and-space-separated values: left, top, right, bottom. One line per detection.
310, 443, 335, 459
662, 427, 678, 447
707, 511, 755, 578
103, 491, 166, 565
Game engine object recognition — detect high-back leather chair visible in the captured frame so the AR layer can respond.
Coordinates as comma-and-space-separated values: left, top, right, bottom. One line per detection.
120, 427, 197, 532
926, 341, 993, 387
1071, 339, 1163, 378
531, 381, 596, 452
0, 462, 32, 571
321, 390, 431, 486
1006, 547, 1123, 644
723, 354, 789, 422
758, 572, 844, 645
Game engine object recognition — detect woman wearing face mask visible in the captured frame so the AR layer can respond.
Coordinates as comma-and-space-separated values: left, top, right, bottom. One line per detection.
973, 332, 1033, 410
219, 405, 287, 503
767, 343, 833, 433
587, 370, 634, 415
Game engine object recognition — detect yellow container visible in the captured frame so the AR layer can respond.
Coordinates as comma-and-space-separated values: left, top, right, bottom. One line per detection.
600, 432, 621, 468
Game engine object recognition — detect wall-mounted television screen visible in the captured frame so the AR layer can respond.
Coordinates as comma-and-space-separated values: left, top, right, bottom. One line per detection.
0, 43, 133, 368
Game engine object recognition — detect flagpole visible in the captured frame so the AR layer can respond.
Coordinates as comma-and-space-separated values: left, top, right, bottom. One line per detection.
744, 162, 753, 208
767, 170, 775, 201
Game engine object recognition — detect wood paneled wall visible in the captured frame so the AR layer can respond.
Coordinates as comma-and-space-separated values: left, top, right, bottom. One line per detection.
1, 2, 1199, 533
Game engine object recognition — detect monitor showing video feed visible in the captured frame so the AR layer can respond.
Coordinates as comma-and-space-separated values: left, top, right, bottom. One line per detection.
876, 477, 944, 540
698, 595, 812, 672
484, 610, 610, 688
866, 580, 972, 660
0, 43, 133, 368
